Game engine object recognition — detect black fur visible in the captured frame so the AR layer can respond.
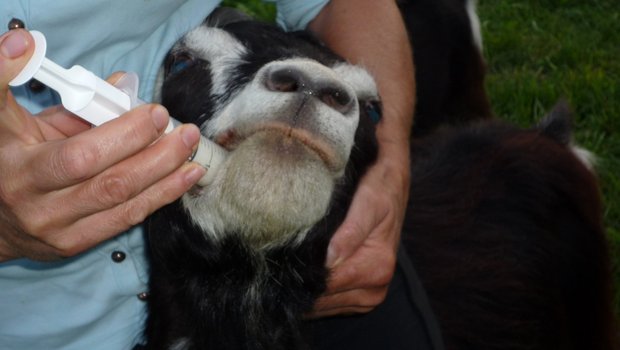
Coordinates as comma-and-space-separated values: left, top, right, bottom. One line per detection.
161, 20, 342, 129
398, 0, 493, 137
403, 106, 617, 349
145, 118, 377, 349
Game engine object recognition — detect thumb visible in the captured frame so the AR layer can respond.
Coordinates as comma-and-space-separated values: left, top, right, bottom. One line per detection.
0, 29, 42, 144
0, 29, 33, 99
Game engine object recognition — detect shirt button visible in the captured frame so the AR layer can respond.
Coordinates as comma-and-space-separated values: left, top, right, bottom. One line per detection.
7, 18, 25, 30
137, 292, 149, 301
111, 251, 126, 263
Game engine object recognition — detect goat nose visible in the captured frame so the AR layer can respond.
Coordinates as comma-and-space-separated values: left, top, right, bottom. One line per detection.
264, 66, 354, 114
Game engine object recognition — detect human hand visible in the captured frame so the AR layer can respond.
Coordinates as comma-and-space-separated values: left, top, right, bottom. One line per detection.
309, 142, 411, 317
0, 29, 206, 262
307, 0, 414, 318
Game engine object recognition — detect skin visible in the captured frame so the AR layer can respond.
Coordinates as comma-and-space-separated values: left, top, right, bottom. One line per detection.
0, 0, 415, 318
308, 0, 415, 317
0, 29, 206, 261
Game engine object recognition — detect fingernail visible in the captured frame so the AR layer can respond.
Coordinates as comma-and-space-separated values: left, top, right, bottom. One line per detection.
151, 105, 169, 131
185, 165, 206, 184
0, 30, 29, 58
326, 246, 338, 267
181, 125, 200, 149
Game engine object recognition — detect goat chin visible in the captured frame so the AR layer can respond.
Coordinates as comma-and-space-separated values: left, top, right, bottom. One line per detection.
183, 131, 337, 249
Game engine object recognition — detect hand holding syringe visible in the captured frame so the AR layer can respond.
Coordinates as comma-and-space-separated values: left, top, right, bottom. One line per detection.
9, 31, 226, 186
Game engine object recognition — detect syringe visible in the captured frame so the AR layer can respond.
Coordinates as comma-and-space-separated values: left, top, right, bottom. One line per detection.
9, 30, 226, 187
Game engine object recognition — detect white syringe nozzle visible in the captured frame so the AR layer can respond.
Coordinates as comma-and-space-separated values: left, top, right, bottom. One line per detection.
9, 30, 227, 186
192, 136, 228, 187
167, 117, 227, 186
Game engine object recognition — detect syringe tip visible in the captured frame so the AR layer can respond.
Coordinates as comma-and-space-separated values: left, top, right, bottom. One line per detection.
192, 136, 228, 187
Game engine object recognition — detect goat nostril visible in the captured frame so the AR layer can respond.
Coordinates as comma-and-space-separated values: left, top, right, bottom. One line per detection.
319, 87, 353, 113
265, 68, 302, 93
264, 65, 354, 114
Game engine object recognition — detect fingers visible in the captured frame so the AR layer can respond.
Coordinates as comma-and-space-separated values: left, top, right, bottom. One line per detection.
326, 182, 389, 267
61, 123, 201, 220
0, 160, 205, 261
0, 98, 204, 261
309, 210, 397, 318
311, 235, 396, 317
107, 71, 126, 85
327, 240, 396, 293
8, 121, 202, 242
311, 240, 395, 316
312, 155, 409, 318
0, 31, 207, 261
309, 287, 388, 318
0, 125, 204, 260
46, 162, 205, 258
29, 104, 171, 190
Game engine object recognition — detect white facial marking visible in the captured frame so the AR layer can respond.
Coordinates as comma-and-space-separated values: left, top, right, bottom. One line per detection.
333, 62, 379, 102
183, 26, 248, 103
175, 27, 379, 249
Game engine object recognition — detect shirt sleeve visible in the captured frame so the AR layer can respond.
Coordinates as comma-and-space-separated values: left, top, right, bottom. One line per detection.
264, 0, 330, 31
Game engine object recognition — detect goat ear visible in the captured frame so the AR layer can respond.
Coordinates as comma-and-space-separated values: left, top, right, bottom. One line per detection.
537, 99, 574, 145
205, 7, 252, 28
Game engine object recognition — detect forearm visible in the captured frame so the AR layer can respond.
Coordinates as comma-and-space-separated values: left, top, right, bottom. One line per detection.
309, 0, 415, 167
307, 1, 415, 316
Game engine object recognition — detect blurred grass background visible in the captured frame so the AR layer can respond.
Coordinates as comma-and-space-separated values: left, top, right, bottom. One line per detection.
221, 0, 620, 314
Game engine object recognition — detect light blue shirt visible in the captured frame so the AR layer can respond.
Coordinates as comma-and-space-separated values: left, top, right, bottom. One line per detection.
0, 1, 328, 349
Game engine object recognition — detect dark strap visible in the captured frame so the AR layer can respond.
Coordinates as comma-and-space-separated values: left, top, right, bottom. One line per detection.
397, 245, 446, 350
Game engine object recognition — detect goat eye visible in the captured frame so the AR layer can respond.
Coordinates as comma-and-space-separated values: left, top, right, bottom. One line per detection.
166, 52, 195, 76
364, 100, 382, 124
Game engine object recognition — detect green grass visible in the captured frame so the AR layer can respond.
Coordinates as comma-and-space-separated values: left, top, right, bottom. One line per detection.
222, 0, 620, 314
478, 0, 620, 314
221, 0, 276, 21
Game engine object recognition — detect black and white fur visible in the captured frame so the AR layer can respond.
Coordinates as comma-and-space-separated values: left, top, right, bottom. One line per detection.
143, 5, 618, 350
145, 10, 379, 350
